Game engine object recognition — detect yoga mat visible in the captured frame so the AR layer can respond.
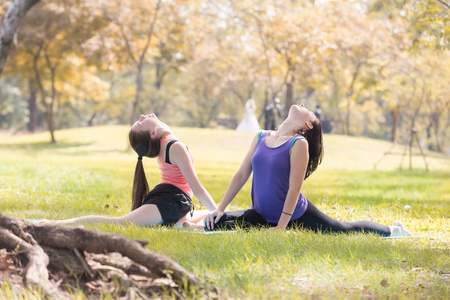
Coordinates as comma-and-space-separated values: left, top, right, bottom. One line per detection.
25, 219, 42, 224
382, 235, 428, 239
191, 230, 237, 234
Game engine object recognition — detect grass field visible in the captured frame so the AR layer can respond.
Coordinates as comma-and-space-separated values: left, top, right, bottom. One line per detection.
0, 126, 449, 299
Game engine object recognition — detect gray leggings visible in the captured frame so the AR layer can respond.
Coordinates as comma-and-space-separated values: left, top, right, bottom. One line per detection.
213, 200, 391, 236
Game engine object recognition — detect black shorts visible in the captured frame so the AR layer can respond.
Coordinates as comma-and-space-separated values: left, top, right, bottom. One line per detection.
143, 184, 192, 226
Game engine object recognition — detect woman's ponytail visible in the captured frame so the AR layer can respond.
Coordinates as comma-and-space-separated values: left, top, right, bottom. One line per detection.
129, 130, 161, 211
300, 120, 324, 180
131, 157, 149, 211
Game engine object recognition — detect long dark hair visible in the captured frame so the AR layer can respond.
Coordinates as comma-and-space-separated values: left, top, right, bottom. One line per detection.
297, 120, 324, 179
128, 130, 161, 211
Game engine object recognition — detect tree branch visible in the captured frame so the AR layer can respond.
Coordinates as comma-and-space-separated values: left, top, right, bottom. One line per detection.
100, 5, 138, 66
139, 0, 162, 66
437, 0, 450, 11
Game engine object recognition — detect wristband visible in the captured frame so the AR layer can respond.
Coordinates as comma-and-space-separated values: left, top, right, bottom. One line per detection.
282, 211, 292, 216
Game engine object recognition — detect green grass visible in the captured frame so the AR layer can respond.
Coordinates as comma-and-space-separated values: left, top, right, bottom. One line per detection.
1, 126, 449, 299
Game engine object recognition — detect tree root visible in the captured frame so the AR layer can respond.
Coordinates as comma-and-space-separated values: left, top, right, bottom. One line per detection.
0, 214, 217, 299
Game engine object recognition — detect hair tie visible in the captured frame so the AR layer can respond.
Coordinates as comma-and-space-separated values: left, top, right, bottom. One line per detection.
138, 156, 143, 161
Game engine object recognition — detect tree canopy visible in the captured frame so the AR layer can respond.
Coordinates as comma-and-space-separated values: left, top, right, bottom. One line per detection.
0, 0, 449, 151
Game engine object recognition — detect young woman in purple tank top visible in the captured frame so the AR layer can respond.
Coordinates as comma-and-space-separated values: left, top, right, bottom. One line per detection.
204, 104, 410, 237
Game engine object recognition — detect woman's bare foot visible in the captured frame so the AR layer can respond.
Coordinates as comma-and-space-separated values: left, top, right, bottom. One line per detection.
390, 221, 411, 237
182, 221, 204, 231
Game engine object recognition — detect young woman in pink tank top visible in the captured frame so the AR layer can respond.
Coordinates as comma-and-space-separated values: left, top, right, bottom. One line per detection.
40, 113, 217, 228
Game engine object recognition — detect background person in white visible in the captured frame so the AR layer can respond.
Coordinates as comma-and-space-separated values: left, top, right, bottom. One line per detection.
236, 99, 261, 133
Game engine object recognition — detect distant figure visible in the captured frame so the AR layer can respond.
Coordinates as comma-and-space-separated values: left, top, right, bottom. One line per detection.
236, 99, 261, 133
314, 104, 332, 133
264, 98, 282, 130
314, 105, 322, 120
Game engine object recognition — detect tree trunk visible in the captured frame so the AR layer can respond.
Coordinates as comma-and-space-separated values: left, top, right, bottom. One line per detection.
391, 109, 399, 143
432, 112, 442, 152
345, 98, 351, 135
128, 0, 161, 125
27, 80, 38, 133
327, 62, 343, 133
155, 59, 164, 90
260, 89, 269, 127
408, 121, 416, 170
45, 110, 56, 143
284, 81, 293, 119
47, 64, 57, 143
130, 65, 143, 124
344, 63, 362, 136
0, 0, 41, 77
332, 84, 342, 132
87, 112, 97, 127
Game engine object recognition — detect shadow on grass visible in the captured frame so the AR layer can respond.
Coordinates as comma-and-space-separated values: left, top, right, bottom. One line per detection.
0, 141, 132, 156
0, 141, 94, 151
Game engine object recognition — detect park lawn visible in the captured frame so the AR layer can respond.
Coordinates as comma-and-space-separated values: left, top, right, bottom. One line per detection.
0, 126, 449, 299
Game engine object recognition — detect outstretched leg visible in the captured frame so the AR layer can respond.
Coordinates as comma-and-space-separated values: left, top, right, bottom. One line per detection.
42, 204, 163, 227
292, 201, 400, 237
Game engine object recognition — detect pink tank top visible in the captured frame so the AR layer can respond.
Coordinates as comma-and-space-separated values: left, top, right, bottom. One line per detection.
156, 134, 194, 198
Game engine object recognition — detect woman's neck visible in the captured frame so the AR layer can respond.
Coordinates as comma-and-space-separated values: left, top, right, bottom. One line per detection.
274, 123, 295, 138
157, 125, 174, 139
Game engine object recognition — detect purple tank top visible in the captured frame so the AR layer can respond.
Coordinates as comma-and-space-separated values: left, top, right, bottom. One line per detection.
251, 131, 308, 223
